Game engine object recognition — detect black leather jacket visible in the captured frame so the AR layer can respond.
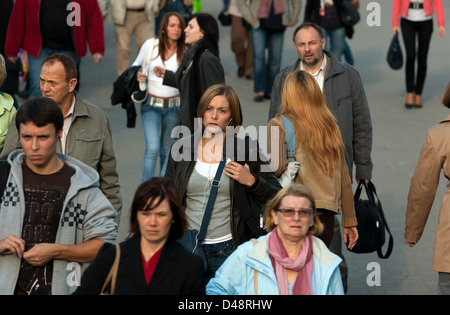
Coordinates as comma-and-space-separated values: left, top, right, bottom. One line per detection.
165, 134, 282, 246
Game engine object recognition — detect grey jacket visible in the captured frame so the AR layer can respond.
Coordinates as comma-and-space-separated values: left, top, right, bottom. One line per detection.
0, 92, 122, 218
0, 151, 118, 295
269, 52, 373, 181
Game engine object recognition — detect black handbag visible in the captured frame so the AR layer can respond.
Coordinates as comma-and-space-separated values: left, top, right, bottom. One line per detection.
218, 11, 232, 26
387, 33, 403, 70
349, 181, 393, 259
337, 0, 360, 26
177, 155, 227, 271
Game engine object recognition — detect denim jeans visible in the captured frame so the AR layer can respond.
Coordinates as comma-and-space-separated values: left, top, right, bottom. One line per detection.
322, 27, 346, 62
28, 48, 79, 97
204, 246, 234, 280
438, 272, 450, 295
155, 0, 186, 34
251, 27, 285, 95
140, 99, 180, 182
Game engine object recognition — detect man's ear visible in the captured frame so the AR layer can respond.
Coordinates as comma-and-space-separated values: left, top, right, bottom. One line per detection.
68, 78, 77, 92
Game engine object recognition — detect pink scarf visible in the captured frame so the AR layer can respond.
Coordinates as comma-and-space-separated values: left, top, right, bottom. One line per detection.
257, 0, 285, 19
268, 228, 314, 295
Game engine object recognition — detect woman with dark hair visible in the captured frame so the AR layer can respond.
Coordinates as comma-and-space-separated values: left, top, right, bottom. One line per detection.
165, 84, 281, 279
133, 12, 186, 181
405, 82, 450, 294
154, 13, 225, 133
73, 177, 205, 295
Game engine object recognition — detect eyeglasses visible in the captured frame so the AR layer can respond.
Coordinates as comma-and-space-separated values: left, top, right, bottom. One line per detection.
276, 208, 312, 218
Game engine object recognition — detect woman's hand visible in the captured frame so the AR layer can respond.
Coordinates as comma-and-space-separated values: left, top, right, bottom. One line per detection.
137, 68, 147, 82
439, 26, 446, 37
392, 27, 400, 35
153, 66, 166, 78
224, 161, 256, 187
343, 227, 358, 250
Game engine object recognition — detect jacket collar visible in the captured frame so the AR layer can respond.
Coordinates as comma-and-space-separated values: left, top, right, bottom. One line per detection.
245, 233, 340, 274
323, 51, 346, 80
72, 91, 92, 119
440, 114, 450, 124
122, 236, 181, 290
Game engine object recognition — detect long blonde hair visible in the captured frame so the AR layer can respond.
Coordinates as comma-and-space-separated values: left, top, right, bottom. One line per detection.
281, 70, 344, 175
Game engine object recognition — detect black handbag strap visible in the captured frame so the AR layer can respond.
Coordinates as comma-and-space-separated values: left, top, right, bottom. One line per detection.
0, 161, 11, 200
197, 156, 227, 241
355, 181, 394, 259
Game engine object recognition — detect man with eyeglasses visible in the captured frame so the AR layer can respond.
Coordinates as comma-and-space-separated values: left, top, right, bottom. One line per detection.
268, 22, 373, 293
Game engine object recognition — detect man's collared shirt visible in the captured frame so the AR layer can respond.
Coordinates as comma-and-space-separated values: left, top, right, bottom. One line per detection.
62, 95, 76, 154
300, 54, 327, 91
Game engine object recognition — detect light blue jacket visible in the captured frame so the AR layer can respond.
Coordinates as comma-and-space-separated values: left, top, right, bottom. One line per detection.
207, 233, 344, 295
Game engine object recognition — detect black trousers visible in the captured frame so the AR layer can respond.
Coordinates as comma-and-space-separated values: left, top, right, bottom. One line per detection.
400, 18, 433, 95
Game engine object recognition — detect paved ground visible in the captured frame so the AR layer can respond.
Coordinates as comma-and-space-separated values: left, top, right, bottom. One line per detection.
59, 0, 450, 295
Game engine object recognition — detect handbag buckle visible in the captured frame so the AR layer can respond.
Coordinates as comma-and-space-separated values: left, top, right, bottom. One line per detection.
211, 179, 220, 188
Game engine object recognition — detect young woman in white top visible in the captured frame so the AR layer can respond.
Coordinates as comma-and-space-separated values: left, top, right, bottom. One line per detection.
133, 12, 186, 181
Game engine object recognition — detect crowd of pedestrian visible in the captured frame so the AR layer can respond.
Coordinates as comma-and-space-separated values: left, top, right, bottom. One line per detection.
0, 0, 449, 296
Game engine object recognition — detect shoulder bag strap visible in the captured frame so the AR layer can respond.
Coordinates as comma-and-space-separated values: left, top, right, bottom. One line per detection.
367, 182, 394, 259
0, 161, 11, 199
280, 115, 296, 162
141, 38, 156, 76
197, 156, 227, 241
100, 244, 121, 295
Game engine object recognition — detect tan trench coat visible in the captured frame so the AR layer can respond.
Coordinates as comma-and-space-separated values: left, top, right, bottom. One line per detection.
406, 114, 450, 273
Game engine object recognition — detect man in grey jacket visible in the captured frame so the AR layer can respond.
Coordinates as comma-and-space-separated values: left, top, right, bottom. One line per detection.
0, 97, 117, 295
0, 53, 122, 222
269, 22, 373, 183
268, 22, 373, 292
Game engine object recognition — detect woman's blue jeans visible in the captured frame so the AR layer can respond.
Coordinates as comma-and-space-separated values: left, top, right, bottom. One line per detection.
155, 0, 186, 34
28, 48, 79, 97
140, 99, 179, 182
251, 27, 285, 95
322, 27, 346, 62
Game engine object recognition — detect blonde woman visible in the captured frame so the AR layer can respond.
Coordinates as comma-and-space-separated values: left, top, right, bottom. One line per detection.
268, 69, 358, 249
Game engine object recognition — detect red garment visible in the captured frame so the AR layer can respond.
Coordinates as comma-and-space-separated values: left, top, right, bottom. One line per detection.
5, 0, 105, 59
392, 0, 445, 28
141, 248, 163, 285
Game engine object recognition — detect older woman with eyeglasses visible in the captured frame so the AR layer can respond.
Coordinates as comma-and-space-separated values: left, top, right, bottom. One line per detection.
207, 184, 345, 295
